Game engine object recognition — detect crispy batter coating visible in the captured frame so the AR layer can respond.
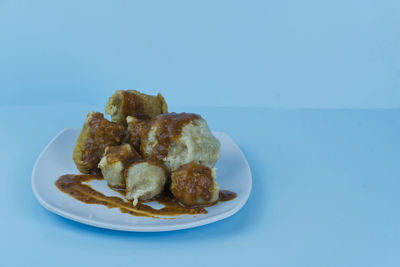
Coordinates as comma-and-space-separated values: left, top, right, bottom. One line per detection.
105, 90, 167, 125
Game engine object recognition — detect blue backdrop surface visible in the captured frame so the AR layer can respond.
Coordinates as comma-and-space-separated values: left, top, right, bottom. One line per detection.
0, 105, 399, 267
1, 1, 399, 266
0, 0, 399, 108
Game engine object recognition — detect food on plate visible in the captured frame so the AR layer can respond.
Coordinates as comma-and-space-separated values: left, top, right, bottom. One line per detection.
123, 116, 146, 152
141, 113, 221, 172
125, 160, 167, 206
170, 162, 219, 206
73, 111, 125, 174
98, 144, 142, 188
105, 90, 168, 125
58, 89, 236, 218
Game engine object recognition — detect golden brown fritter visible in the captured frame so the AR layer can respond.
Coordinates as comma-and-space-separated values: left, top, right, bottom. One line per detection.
170, 162, 219, 206
73, 111, 125, 174
105, 90, 167, 125
140, 113, 221, 172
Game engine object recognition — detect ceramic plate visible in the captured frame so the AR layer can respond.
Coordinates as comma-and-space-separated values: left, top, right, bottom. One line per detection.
32, 128, 252, 232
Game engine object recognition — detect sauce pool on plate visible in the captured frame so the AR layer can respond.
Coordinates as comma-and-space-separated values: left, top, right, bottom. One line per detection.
55, 174, 236, 219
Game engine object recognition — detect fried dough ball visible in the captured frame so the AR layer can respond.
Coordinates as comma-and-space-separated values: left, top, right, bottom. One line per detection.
125, 160, 167, 206
73, 111, 125, 174
105, 90, 168, 125
122, 116, 146, 152
141, 113, 220, 172
170, 162, 219, 206
98, 144, 141, 188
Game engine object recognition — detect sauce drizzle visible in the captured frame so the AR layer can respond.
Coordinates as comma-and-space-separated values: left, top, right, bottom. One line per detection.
55, 174, 237, 218
140, 113, 201, 161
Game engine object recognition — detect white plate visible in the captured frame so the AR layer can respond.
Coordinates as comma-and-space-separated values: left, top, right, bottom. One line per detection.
32, 128, 252, 232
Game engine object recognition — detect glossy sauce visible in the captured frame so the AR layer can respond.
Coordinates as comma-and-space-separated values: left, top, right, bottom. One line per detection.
121, 91, 150, 121
218, 190, 237, 201
124, 117, 146, 152
55, 174, 237, 218
104, 144, 142, 167
171, 162, 215, 204
82, 112, 125, 172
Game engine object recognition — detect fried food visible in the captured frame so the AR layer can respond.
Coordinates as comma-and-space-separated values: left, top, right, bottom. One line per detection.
69, 90, 229, 210
73, 111, 125, 174
125, 160, 167, 206
170, 162, 219, 206
105, 90, 168, 125
141, 112, 221, 172
122, 116, 146, 152
98, 144, 141, 188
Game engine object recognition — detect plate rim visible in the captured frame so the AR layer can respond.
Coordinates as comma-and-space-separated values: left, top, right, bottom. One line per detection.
31, 128, 252, 232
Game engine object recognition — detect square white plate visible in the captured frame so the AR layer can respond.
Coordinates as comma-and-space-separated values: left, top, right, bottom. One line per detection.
32, 128, 252, 232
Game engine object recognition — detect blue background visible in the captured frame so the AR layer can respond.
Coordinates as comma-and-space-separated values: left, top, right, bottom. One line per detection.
1, 0, 399, 108
0, 1, 399, 267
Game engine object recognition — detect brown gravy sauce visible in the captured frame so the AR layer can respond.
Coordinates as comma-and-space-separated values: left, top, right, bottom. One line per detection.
171, 162, 215, 204
124, 117, 146, 152
121, 91, 150, 121
82, 112, 125, 172
141, 113, 201, 161
55, 174, 237, 219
